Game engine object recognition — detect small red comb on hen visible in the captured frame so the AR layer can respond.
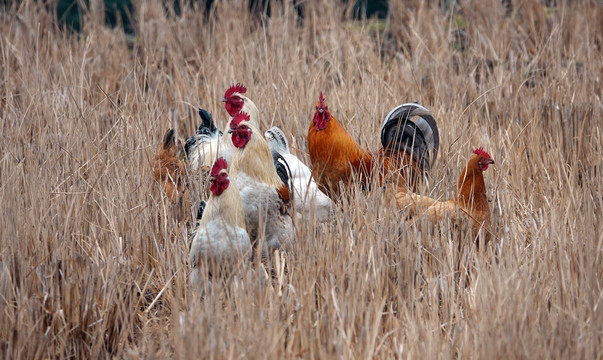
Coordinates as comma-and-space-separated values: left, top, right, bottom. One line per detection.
211, 157, 228, 176
224, 83, 247, 99
230, 111, 251, 128
473, 147, 491, 159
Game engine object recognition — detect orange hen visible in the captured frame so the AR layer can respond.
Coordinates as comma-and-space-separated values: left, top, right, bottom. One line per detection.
397, 148, 495, 241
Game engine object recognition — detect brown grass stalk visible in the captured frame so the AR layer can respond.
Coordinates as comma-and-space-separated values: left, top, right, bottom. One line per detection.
0, 0, 601, 358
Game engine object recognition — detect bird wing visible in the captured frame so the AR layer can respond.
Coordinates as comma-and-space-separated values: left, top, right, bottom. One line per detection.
396, 191, 457, 224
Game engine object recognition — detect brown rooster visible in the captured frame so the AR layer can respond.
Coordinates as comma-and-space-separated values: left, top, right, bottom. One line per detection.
397, 148, 495, 241
307, 92, 439, 198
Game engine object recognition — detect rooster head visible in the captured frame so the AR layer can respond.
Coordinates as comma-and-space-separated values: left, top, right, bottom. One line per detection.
223, 83, 247, 116
312, 92, 331, 131
229, 112, 252, 149
209, 157, 230, 196
473, 147, 494, 171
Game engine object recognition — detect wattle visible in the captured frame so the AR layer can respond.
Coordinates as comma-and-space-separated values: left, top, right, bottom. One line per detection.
225, 101, 242, 116
313, 113, 328, 131
232, 132, 249, 148
210, 179, 229, 196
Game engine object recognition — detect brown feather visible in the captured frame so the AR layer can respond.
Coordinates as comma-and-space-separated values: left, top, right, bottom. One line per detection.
152, 129, 191, 223
276, 184, 292, 215
397, 153, 493, 241
307, 113, 373, 198
453, 155, 492, 238
276, 184, 291, 205
308, 102, 428, 199
152, 129, 190, 209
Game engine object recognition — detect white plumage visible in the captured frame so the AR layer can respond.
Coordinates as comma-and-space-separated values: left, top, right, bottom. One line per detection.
189, 159, 251, 283
186, 93, 260, 172
186, 130, 231, 173
232, 172, 291, 255
229, 116, 293, 257
265, 126, 334, 223
190, 219, 250, 265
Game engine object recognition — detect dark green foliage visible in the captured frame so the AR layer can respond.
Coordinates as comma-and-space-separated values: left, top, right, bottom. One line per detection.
56, 0, 133, 32
57, 0, 82, 31
104, 0, 134, 32
53, 0, 389, 33
350, 0, 388, 19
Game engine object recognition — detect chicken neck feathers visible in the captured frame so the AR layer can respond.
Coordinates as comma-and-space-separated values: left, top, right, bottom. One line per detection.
230, 126, 284, 189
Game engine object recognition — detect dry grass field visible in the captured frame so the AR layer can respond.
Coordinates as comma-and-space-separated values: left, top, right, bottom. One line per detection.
1, 0, 601, 358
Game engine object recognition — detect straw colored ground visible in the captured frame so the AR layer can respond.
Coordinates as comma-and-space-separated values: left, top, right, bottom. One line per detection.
0, 0, 601, 358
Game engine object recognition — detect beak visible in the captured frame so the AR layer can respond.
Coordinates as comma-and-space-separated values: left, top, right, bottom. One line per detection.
209, 176, 216, 182
489, 159, 495, 165
221, 98, 227, 103
318, 108, 324, 114
227, 129, 233, 134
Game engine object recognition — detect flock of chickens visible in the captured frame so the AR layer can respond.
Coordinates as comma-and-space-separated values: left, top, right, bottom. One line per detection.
152, 84, 495, 281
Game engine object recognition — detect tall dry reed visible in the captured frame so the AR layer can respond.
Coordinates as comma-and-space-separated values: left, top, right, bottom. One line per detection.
0, 0, 601, 358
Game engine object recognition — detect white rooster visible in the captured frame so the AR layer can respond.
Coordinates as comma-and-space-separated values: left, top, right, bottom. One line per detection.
189, 158, 251, 282
228, 112, 293, 256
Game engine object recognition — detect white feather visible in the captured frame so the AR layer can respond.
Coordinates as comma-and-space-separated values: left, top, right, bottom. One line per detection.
265, 127, 334, 223
188, 97, 261, 172
190, 219, 251, 264
189, 170, 251, 279
232, 171, 292, 257
188, 134, 234, 171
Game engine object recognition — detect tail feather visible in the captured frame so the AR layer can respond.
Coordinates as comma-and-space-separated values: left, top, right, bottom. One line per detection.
381, 103, 439, 170
197, 108, 220, 136
163, 128, 176, 150
190, 200, 207, 250
272, 150, 293, 192
185, 108, 223, 159
196, 200, 207, 222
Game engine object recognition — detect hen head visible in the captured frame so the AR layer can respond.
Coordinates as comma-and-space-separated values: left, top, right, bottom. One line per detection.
473, 147, 495, 171
312, 92, 331, 131
229, 112, 252, 149
209, 157, 230, 196
223, 83, 247, 116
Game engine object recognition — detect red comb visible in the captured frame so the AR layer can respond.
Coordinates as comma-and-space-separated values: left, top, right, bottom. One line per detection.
318, 92, 326, 108
224, 83, 247, 99
230, 111, 251, 128
211, 157, 228, 176
473, 147, 491, 159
